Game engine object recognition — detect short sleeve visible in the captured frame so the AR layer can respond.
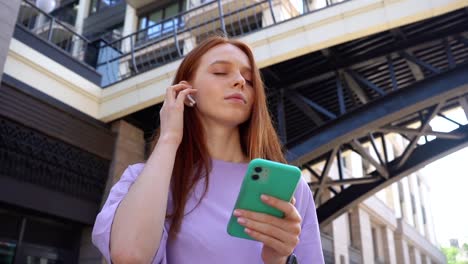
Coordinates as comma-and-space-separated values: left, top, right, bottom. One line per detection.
293, 178, 325, 263
91, 164, 169, 264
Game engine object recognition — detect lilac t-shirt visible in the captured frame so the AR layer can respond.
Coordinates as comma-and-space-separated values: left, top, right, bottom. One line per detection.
92, 159, 324, 263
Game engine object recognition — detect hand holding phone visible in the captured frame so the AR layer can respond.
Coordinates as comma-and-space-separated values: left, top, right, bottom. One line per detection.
227, 158, 301, 240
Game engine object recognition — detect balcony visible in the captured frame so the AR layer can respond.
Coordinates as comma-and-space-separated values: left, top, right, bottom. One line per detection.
96, 0, 308, 86
125, 0, 153, 9
17, 0, 90, 62
184, 0, 299, 39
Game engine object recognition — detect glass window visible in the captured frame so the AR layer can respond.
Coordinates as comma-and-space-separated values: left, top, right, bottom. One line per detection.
137, 1, 184, 43
89, 0, 123, 15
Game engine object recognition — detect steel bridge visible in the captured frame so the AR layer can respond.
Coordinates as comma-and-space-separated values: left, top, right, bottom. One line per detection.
125, 7, 468, 227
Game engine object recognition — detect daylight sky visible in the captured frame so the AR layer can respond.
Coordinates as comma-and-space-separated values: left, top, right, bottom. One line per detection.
420, 108, 468, 247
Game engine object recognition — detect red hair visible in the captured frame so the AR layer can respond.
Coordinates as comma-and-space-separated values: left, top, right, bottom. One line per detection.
151, 36, 286, 237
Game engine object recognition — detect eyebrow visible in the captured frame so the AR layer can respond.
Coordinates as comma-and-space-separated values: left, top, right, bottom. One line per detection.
209, 60, 252, 72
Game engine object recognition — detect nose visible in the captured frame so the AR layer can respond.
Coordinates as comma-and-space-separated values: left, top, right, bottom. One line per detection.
233, 72, 246, 89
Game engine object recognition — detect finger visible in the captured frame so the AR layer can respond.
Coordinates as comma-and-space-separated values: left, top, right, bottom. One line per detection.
237, 217, 298, 244
234, 210, 297, 232
261, 195, 301, 221
291, 197, 296, 206
175, 88, 197, 106
244, 228, 292, 256
166, 83, 192, 103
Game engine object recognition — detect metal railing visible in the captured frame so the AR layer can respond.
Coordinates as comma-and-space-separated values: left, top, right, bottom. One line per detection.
96, 0, 350, 87
16, 0, 92, 65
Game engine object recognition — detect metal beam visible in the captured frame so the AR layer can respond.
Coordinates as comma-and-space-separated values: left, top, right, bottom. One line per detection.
400, 51, 441, 75
350, 140, 389, 178
309, 176, 381, 187
343, 70, 369, 104
336, 149, 345, 191
317, 125, 468, 227
378, 126, 465, 139
387, 55, 398, 91
346, 69, 386, 96
290, 91, 337, 119
437, 113, 463, 127
286, 63, 468, 165
314, 148, 338, 204
397, 102, 445, 168
286, 92, 324, 126
369, 133, 385, 167
305, 166, 339, 195
336, 75, 346, 115
460, 95, 468, 121
277, 90, 287, 143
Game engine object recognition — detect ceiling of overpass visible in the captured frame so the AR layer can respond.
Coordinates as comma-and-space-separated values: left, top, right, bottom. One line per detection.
124, 7, 468, 158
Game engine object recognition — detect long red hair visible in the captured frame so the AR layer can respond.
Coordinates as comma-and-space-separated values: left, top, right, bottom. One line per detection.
152, 36, 286, 237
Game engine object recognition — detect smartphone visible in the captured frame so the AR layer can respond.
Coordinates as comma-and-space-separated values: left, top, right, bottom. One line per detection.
227, 158, 301, 240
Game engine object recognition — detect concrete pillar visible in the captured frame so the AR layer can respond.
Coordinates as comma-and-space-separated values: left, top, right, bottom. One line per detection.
80, 120, 145, 264
332, 214, 349, 264
107, 120, 145, 189
72, 0, 91, 58
382, 227, 397, 264
122, 4, 137, 53
74, 0, 91, 34
408, 245, 423, 264
0, 0, 21, 82
349, 208, 373, 264
394, 235, 410, 264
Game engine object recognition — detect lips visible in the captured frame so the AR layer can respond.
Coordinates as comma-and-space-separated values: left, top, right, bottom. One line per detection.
225, 93, 246, 104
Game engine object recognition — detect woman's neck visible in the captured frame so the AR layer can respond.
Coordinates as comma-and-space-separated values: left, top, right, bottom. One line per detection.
201, 120, 247, 163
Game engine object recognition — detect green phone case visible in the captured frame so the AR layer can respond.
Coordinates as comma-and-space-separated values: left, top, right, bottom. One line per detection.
227, 158, 302, 240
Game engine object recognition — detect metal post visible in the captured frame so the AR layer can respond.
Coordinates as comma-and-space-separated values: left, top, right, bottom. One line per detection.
12, 217, 27, 264
173, 17, 182, 57
336, 148, 345, 191
268, 0, 277, 24
47, 17, 55, 41
217, 0, 227, 36
303, 0, 310, 14
130, 35, 139, 74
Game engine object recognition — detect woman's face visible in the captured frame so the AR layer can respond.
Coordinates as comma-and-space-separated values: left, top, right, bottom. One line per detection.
190, 43, 255, 127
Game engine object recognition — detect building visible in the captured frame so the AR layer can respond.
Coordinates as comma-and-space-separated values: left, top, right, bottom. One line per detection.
1, 0, 467, 263
305, 133, 445, 263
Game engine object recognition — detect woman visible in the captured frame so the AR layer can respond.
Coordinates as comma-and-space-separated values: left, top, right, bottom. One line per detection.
92, 36, 324, 264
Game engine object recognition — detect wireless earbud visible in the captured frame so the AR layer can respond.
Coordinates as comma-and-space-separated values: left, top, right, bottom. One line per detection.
187, 94, 196, 107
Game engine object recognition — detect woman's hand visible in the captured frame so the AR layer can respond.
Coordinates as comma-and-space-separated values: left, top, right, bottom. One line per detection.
158, 81, 197, 146
234, 195, 302, 264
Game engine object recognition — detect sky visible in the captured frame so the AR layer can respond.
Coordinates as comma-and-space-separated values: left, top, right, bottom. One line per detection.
420, 108, 468, 247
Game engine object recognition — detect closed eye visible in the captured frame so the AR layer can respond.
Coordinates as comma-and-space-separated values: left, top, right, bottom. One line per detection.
214, 72, 227, 75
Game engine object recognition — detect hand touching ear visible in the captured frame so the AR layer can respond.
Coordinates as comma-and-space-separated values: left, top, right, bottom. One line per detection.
179, 81, 196, 107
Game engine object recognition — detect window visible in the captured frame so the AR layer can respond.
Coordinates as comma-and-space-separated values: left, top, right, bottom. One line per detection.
89, 0, 124, 15
137, 1, 185, 45
49, 0, 79, 25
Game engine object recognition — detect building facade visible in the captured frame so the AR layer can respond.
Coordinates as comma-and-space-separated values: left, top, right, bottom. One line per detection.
305, 133, 445, 264
1, 0, 466, 263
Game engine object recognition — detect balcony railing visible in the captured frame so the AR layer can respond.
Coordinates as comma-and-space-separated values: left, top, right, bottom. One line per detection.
16, 0, 92, 65
96, 0, 350, 87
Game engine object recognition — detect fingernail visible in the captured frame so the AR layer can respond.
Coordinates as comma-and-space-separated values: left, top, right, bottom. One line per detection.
237, 218, 246, 224
244, 228, 252, 234
233, 210, 242, 216
261, 194, 269, 201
